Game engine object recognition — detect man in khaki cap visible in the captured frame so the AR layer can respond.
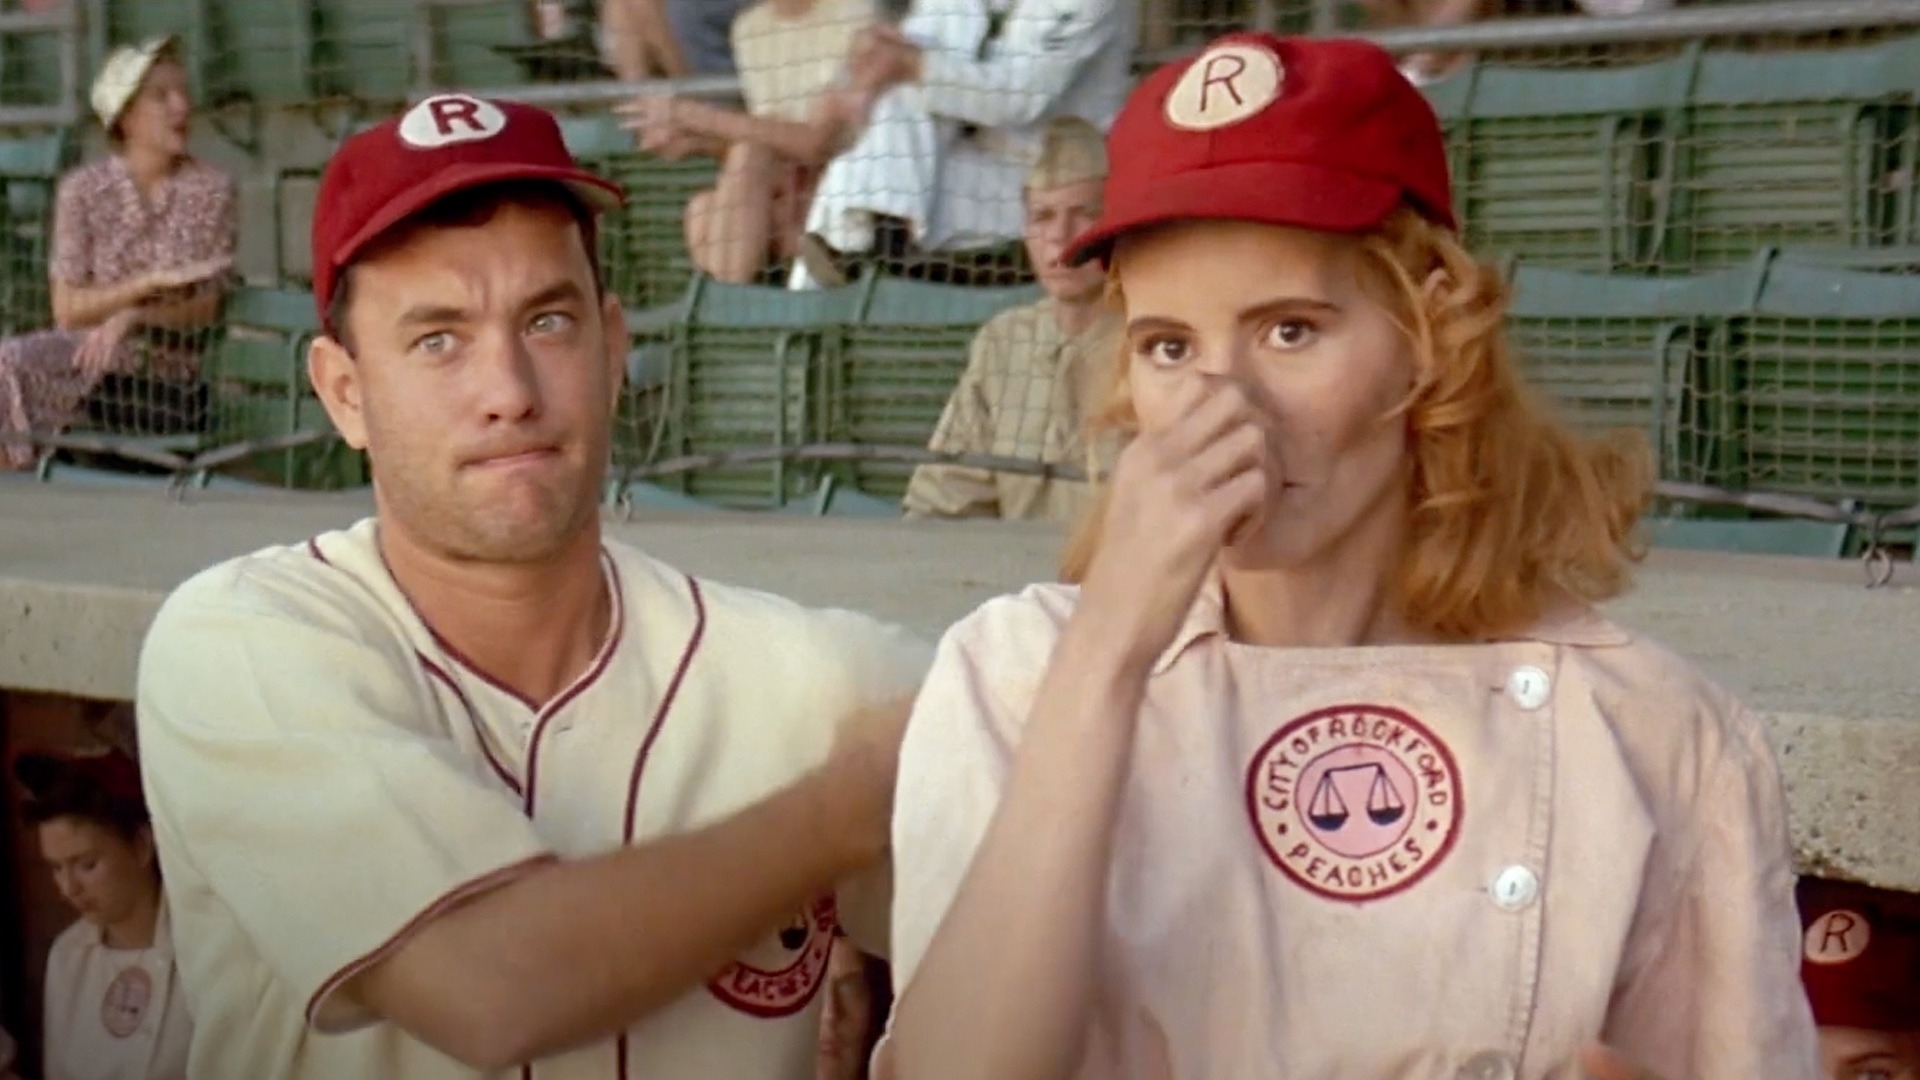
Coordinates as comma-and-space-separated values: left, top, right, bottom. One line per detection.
901, 115, 1117, 524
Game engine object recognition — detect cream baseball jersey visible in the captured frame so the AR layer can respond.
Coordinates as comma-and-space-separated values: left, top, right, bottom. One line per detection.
134, 519, 932, 1080
42, 903, 191, 1080
887, 579, 1821, 1080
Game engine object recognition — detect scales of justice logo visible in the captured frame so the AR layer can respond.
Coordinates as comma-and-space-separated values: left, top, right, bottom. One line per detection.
1245, 703, 1463, 902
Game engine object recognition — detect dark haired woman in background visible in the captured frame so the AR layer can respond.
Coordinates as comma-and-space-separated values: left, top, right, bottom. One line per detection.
15, 748, 190, 1080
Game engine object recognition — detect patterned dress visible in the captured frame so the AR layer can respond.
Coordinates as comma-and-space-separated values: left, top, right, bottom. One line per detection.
0, 155, 236, 469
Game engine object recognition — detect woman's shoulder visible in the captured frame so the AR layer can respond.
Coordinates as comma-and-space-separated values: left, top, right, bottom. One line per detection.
1560, 614, 1774, 769
942, 581, 1082, 659
45, 916, 99, 970
175, 158, 237, 196
55, 157, 119, 199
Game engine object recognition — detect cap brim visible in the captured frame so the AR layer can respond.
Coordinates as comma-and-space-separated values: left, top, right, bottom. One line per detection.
1064, 160, 1404, 267
330, 161, 627, 279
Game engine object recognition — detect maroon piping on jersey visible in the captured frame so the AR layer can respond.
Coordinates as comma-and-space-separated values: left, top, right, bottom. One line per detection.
613, 574, 706, 1080
305, 855, 555, 1028
418, 654, 523, 797
519, 553, 626, 817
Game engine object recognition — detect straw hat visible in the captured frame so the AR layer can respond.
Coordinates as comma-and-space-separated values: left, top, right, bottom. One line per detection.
90, 34, 181, 130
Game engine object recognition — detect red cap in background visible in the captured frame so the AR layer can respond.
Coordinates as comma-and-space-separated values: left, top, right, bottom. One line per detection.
1799, 877, 1920, 1033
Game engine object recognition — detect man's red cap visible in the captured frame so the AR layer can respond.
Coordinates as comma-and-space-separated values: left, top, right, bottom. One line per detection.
310, 93, 624, 333
1799, 877, 1920, 1033
1065, 33, 1455, 267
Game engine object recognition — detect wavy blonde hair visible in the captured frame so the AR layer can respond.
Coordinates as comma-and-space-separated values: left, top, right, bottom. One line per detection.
1060, 207, 1653, 642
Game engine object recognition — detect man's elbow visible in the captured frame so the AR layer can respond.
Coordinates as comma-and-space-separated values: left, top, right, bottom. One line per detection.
353, 961, 552, 1070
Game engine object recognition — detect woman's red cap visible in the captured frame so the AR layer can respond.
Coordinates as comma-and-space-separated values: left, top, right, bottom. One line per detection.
1065, 33, 1455, 267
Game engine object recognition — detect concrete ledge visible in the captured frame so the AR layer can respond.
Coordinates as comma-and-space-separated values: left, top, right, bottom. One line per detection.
3, 485, 1916, 889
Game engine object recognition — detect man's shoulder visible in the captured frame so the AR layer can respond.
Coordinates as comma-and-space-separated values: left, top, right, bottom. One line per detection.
604, 539, 934, 682
149, 519, 394, 647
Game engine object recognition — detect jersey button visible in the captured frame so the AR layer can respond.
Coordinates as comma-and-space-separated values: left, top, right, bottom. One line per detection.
1505, 665, 1551, 710
1457, 1050, 1517, 1080
1490, 865, 1540, 912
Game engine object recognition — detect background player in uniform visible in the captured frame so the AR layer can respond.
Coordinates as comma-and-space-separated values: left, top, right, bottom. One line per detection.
1798, 878, 1920, 1080
876, 33, 1816, 1080
15, 748, 190, 1080
135, 93, 929, 1080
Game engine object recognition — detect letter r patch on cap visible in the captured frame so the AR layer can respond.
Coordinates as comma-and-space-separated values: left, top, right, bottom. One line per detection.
399, 93, 508, 149
1164, 43, 1283, 132
1805, 910, 1872, 965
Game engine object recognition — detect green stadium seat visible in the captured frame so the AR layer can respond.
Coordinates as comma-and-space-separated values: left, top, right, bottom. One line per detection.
1725, 261, 1920, 509
1665, 35, 1920, 269
596, 152, 718, 310
653, 275, 862, 508
203, 284, 365, 489
419, 0, 534, 90
1433, 52, 1696, 272
204, 0, 316, 106
1506, 258, 1761, 486
828, 276, 1040, 499
0, 126, 69, 335
311, 0, 414, 103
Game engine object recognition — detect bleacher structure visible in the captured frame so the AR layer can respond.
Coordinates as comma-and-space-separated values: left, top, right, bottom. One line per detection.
0, 0, 1915, 556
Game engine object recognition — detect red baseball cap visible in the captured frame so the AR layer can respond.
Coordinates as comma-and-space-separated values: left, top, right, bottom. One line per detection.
310, 92, 624, 333
1065, 33, 1455, 267
1799, 878, 1920, 1032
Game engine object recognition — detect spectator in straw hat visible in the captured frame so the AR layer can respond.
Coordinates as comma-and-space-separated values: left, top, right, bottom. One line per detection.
0, 34, 234, 470
1798, 878, 1920, 1080
902, 115, 1118, 523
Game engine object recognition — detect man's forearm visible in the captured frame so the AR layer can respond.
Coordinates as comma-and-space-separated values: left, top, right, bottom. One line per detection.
351, 763, 877, 1069
700, 104, 843, 167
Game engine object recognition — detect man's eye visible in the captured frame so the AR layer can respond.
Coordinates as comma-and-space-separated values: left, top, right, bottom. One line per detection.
530, 312, 576, 335
413, 331, 455, 355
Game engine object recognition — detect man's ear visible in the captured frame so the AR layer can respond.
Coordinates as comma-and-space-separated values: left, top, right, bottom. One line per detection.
1419, 266, 1451, 312
308, 335, 369, 451
602, 291, 629, 418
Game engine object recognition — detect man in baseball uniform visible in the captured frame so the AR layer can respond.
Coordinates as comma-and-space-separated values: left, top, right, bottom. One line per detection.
791, 0, 1135, 288
134, 93, 929, 1080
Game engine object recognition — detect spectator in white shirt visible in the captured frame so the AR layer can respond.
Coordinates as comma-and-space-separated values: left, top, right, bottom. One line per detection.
792, 0, 1133, 288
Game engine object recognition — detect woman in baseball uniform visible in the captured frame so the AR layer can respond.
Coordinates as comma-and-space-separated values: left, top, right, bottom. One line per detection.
879, 32, 1818, 1080
16, 749, 190, 1080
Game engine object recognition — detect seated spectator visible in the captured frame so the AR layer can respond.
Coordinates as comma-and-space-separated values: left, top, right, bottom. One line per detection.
1799, 878, 1920, 1080
0, 35, 234, 470
621, 0, 872, 283
15, 747, 190, 1080
791, 0, 1134, 289
902, 116, 1114, 522
598, 0, 757, 78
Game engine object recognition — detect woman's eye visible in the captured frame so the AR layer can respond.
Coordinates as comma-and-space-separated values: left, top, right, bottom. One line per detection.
1265, 319, 1317, 350
1138, 336, 1190, 366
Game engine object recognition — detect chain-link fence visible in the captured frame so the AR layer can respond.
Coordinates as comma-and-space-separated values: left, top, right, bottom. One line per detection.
0, 0, 1915, 561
